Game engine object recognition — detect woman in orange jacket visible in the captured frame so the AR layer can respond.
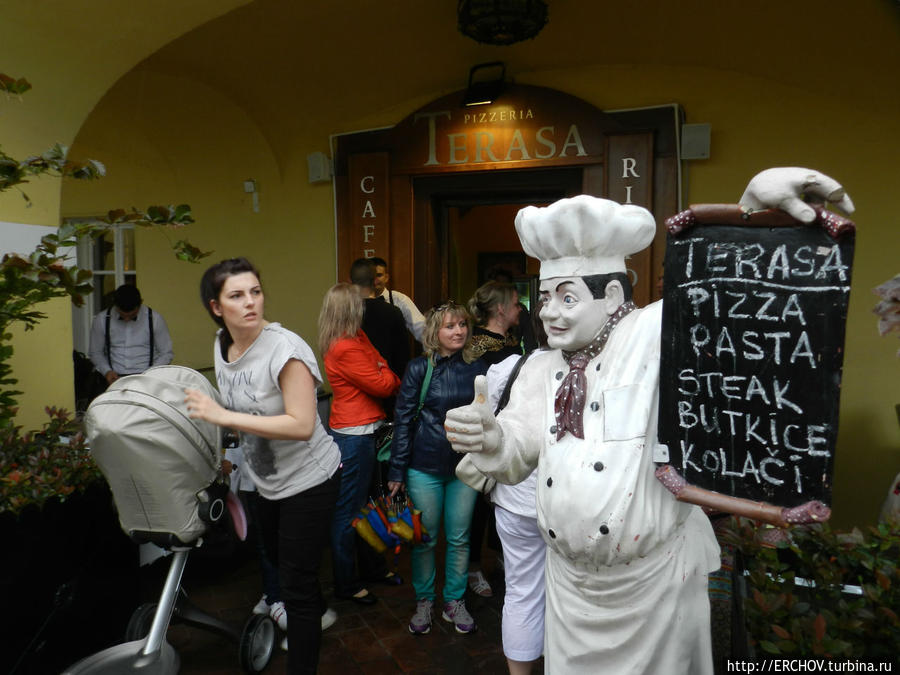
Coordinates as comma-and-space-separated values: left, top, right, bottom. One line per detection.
318, 282, 402, 605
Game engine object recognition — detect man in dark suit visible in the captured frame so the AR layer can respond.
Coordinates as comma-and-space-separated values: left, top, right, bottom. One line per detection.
350, 258, 410, 386
350, 257, 410, 502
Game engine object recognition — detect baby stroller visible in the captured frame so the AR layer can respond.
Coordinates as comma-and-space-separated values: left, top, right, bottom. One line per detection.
63, 366, 275, 674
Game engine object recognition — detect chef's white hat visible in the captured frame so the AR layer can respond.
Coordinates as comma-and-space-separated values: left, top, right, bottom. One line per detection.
515, 195, 656, 279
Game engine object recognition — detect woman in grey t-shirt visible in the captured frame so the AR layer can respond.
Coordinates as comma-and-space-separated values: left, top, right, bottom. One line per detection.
185, 257, 340, 675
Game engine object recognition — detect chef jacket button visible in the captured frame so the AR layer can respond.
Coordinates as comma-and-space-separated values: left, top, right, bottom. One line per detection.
599, 524, 610, 535
595, 362, 602, 371
555, 371, 564, 380
590, 401, 600, 412
548, 529, 557, 538
547, 477, 553, 487
549, 425, 557, 434
593, 461, 604, 472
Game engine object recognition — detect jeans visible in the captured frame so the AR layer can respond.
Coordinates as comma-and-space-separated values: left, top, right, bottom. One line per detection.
405, 467, 478, 602
257, 469, 340, 675
329, 430, 386, 596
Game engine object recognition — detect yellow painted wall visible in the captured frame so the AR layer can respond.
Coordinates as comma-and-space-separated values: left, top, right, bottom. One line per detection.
62, 67, 338, 371
0, 0, 248, 428
3, 0, 897, 526
61, 60, 898, 527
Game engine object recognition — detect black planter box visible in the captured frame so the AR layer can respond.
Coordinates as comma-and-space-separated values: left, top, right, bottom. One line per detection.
0, 481, 140, 674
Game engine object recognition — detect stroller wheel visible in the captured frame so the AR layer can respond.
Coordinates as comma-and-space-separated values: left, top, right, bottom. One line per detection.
239, 614, 275, 673
124, 602, 158, 641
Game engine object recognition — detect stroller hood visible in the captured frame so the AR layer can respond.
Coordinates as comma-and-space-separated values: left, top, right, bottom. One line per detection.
86, 365, 224, 546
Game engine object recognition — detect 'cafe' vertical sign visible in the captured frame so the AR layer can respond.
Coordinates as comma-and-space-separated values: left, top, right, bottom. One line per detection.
347, 152, 390, 261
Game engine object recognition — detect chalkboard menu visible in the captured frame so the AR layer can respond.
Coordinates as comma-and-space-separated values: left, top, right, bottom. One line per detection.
657, 205, 855, 510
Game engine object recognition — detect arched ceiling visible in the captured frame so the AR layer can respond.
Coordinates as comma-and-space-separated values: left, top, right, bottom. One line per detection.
135, 0, 900, 141
1, 0, 250, 223
5, 0, 898, 174
2, 0, 250, 141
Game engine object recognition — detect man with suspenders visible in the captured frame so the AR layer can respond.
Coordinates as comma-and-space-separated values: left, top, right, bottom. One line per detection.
89, 284, 173, 385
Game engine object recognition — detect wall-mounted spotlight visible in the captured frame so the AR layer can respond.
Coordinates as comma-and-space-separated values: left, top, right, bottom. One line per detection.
462, 61, 506, 107
243, 179, 260, 213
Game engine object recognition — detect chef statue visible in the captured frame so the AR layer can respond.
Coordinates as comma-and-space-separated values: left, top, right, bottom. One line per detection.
444, 168, 853, 674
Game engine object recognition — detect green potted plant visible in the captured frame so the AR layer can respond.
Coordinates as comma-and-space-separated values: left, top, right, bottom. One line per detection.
721, 516, 900, 661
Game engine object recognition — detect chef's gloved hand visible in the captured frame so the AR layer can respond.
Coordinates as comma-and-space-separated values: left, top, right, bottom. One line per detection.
739, 167, 854, 224
444, 375, 502, 454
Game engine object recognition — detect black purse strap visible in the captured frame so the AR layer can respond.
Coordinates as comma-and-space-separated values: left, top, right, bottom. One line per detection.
494, 352, 529, 416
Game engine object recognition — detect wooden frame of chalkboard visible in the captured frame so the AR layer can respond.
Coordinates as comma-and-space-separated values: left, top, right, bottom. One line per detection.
655, 204, 855, 526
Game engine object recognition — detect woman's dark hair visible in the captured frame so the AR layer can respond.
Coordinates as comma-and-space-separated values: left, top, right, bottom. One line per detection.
583, 272, 633, 302
200, 257, 261, 355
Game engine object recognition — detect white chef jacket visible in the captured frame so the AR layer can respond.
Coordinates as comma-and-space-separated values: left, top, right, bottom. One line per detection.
472, 300, 720, 674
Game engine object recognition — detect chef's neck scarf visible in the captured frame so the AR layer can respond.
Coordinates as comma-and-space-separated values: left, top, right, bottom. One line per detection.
553, 301, 636, 441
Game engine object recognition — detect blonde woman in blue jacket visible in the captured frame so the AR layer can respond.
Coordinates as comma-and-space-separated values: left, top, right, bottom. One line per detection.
387, 301, 488, 637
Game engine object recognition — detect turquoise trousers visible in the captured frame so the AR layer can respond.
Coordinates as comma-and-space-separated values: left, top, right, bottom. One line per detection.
405, 467, 478, 602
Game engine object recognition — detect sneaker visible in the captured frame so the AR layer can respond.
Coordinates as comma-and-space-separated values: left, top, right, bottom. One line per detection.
468, 570, 493, 597
321, 607, 337, 631
442, 599, 477, 634
269, 601, 288, 631
408, 599, 433, 635
252, 594, 270, 615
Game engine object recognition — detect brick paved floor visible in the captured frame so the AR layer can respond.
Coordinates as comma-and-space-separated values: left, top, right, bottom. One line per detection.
157, 537, 527, 674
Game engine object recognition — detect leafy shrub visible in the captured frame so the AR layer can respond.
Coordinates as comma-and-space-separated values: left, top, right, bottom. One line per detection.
722, 516, 900, 660
0, 406, 100, 515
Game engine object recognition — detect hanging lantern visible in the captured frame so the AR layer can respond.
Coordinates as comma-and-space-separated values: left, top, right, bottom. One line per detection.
457, 0, 549, 46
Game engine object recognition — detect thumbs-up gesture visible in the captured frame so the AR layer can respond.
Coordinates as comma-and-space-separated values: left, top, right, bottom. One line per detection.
444, 375, 502, 454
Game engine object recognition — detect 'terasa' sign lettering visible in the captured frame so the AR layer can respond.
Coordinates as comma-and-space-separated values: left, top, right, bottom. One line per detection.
657, 206, 855, 508
388, 84, 622, 175
413, 110, 589, 166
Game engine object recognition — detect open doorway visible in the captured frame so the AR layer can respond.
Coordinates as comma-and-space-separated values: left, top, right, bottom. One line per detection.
446, 203, 540, 301
412, 167, 585, 314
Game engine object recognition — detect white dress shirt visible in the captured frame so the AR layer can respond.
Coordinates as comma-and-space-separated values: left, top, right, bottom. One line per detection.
89, 304, 174, 376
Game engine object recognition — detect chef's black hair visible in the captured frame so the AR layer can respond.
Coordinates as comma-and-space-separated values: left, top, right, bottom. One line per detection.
583, 272, 633, 302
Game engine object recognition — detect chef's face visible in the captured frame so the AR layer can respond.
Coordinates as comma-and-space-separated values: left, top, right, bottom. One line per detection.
538, 276, 611, 351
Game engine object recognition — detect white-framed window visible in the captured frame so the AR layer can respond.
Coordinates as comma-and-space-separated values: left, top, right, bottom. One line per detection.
69, 219, 137, 354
